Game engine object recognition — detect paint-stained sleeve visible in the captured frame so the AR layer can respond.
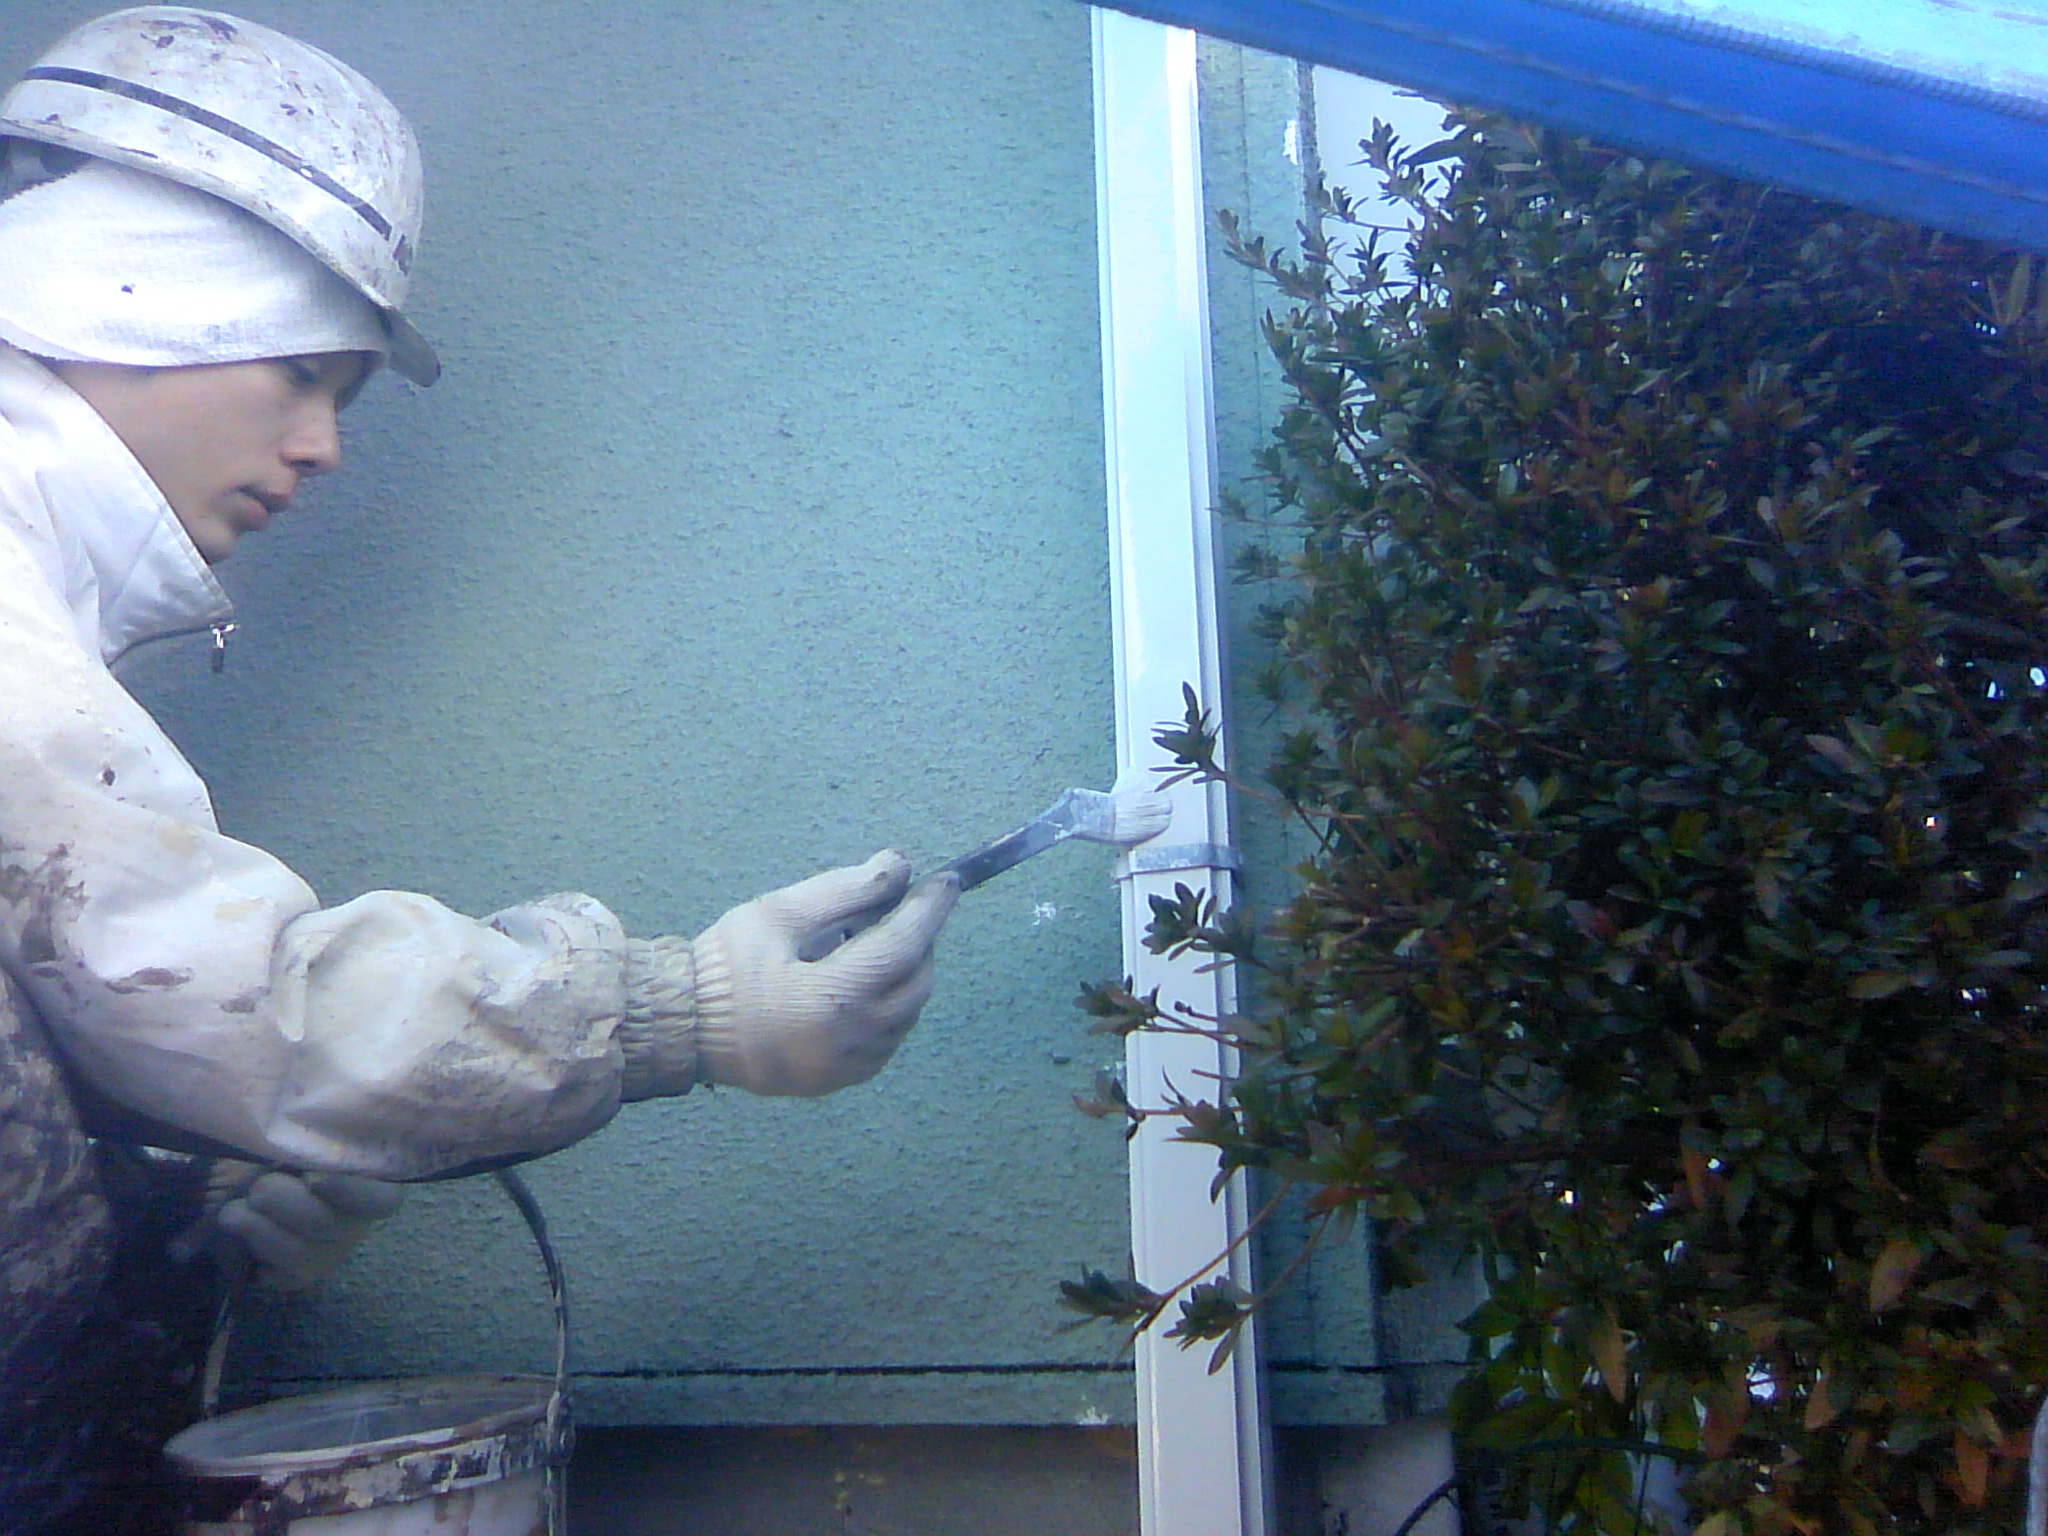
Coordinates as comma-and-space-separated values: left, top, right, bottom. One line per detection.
0, 517, 633, 1180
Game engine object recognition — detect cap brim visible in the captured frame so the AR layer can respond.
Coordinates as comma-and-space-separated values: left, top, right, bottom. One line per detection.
379, 307, 440, 387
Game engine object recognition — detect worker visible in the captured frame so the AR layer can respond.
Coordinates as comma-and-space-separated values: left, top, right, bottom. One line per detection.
0, 9, 958, 1533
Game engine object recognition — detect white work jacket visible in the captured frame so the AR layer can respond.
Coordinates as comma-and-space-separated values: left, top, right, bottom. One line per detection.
0, 345, 632, 1178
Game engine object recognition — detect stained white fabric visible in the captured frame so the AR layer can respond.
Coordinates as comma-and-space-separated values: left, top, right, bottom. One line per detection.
0, 344, 631, 1178
0, 159, 386, 371
0, 344, 228, 670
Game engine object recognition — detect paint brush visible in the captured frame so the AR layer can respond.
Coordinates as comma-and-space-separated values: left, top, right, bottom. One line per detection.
797, 783, 1172, 962
939, 785, 1172, 891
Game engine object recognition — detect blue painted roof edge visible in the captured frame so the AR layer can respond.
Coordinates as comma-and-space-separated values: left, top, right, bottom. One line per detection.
1092, 0, 2048, 253
1539, 0, 2048, 126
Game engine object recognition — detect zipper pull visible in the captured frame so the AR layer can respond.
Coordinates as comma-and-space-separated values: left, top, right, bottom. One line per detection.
210, 621, 238, 674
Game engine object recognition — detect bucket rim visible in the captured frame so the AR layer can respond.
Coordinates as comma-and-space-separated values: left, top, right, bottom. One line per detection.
163, 1371, 558, 1479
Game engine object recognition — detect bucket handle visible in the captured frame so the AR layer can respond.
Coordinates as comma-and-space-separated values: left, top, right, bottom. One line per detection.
492, 1164, 572, 1519
199, 1167, 572, 1533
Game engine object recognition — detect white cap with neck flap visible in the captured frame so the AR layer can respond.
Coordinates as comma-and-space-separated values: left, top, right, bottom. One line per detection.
0, 6, 438, 385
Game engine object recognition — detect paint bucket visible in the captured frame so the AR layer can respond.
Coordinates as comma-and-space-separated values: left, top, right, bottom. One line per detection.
164, 1170, 570, 1536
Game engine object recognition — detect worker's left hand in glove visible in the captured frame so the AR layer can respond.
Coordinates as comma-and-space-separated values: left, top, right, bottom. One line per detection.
207, 1164, 406, 1291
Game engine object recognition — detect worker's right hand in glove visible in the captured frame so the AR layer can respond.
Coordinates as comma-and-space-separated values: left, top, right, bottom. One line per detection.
619, 850, 958, 1100
614, 847, 958, 1097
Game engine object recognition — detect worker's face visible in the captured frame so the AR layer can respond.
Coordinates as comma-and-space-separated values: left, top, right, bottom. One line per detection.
51, 352, 373, 563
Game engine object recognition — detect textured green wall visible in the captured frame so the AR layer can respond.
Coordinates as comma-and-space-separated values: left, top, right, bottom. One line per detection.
6, 0, 1132, 1425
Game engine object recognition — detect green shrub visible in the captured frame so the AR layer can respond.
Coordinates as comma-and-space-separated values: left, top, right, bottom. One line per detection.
1077, 112, 2048, 1533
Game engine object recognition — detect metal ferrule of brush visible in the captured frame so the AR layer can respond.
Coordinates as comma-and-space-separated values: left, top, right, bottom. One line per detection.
942, 789, 1108, 891
794, 787, 1163, 963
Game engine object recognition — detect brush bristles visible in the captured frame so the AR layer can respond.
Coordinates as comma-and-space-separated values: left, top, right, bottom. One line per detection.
1107, 790, 1172, 846
1056, 785, 1174, 847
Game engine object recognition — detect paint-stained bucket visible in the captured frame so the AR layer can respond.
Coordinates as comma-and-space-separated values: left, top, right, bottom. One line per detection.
165, 1373, 562, 1534
164, 1171, 571, 1536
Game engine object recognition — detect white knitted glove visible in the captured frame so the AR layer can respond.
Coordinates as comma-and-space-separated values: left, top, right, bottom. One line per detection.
208, 1164, 405, 1291
620, 850, 958, 1099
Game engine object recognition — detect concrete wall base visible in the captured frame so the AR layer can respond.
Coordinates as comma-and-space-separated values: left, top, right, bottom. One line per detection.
568, 1419, 1486, 1536
568, 1425, 1141, 1536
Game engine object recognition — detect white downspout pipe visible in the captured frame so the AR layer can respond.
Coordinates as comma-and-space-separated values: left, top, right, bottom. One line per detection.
1093, 12, 1270, 1535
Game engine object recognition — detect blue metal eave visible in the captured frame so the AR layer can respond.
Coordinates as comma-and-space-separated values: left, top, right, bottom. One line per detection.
1090, 0, 2048, 254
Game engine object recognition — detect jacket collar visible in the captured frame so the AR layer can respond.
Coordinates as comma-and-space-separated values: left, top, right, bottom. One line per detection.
0, 344, 230, 666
